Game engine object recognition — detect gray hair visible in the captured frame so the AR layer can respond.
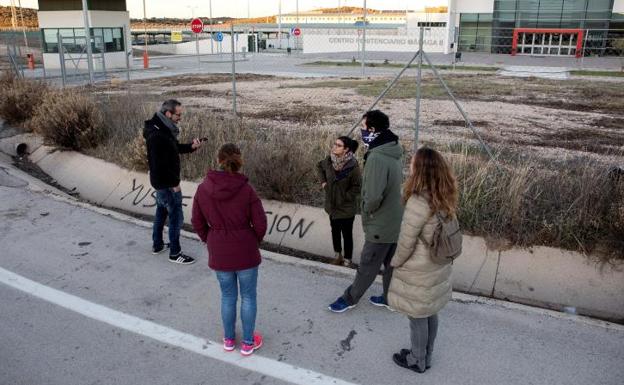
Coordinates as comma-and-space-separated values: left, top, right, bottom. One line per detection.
160, 99, 182, 114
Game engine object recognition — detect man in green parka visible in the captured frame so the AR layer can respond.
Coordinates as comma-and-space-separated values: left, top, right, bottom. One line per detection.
329, 110, 404, 313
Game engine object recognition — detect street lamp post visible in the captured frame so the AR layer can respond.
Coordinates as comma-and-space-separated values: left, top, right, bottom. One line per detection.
278, 0, 282, 49
143, 0, 149, 68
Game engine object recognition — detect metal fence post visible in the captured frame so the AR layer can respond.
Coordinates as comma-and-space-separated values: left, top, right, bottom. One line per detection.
230, 24, 237, 116
39, 30, 47, 80
58, 31, 66, 88
123, 25, 131, 82
361, 0, 367, 77
414, 27, 424, 152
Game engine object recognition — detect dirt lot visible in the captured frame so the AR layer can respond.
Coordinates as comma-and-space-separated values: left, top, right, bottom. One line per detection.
99, 72, 624, 166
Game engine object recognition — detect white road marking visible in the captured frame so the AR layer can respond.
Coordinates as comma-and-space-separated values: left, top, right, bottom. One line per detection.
0, 267, 358, 385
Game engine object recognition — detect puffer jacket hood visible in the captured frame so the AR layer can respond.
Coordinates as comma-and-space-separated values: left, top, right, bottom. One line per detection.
368, 139, 403, 160
205, 170, 249, 201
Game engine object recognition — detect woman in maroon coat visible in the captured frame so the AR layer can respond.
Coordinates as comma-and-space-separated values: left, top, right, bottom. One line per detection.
191, 143, 267, 356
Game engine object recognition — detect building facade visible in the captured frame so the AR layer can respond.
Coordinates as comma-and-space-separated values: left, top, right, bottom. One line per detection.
38, 0, 131, 70
453, 0, 624, 56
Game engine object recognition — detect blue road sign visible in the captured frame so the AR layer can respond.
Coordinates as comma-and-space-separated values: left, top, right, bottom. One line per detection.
215, 32, 224, 42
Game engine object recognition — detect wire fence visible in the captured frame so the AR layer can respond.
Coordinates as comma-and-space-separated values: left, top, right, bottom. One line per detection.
2, 21, 624, 259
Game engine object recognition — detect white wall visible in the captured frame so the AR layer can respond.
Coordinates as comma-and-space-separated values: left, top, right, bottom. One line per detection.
43, 51, 127, 70
38, 10, 131, 70
302, 28, 447, 54
614, 0, 624, 13
455, 0, 494, 13
265, 37, 292, 49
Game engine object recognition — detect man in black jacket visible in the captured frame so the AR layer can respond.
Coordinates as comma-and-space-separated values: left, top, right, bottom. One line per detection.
143, 99, 203, 265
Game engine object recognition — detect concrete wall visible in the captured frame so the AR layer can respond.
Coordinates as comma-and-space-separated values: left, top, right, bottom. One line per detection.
42, 51, 128, 70
1, 135, 622, 322
302, 28, 447, 54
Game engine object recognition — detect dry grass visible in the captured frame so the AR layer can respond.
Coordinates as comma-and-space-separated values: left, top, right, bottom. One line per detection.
285, 74, 624, 115
444, 143, 624, 260
3, 72, 623, 260
246, 105, 352, 125
0, 71, 48, 127
89, 97, 336, 206
30, 89, 106, 151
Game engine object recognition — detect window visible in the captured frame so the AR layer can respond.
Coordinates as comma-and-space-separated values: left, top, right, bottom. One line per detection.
41, 27, 125, 54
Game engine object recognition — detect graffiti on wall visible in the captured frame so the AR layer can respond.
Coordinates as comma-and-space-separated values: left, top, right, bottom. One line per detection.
120, 179, 316, 240
120, 178, 191, 207
265, 211, 314, 239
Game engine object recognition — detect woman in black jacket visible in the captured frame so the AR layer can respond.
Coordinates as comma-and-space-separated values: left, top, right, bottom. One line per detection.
317, 136, 362, 267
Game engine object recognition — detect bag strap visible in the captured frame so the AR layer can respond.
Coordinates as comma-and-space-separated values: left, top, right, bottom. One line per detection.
417, 210, 437, 247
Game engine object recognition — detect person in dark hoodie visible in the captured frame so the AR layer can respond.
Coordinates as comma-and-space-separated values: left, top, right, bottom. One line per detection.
317, 136, 361, 267
191, 143, 267, 356
329, 110, 404, 313
143, 99, 203, 265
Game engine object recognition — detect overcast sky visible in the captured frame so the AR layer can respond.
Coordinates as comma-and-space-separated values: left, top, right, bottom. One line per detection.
2, 1, 448, 19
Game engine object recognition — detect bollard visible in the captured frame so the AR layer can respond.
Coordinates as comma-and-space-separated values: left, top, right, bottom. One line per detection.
143, 50, 149, 69
27, 54, 35, 70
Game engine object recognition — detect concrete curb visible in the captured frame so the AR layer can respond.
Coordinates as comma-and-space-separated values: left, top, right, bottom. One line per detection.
0, 135, 623, 322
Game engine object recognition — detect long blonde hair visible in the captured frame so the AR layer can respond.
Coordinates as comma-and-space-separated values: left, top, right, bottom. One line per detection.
403, 148, 458, 217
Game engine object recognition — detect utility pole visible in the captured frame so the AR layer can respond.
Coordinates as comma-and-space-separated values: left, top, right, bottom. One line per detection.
80, 0, 94, 85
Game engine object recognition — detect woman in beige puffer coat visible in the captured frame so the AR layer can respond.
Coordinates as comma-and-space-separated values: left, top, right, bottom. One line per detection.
387, 147, 458, 374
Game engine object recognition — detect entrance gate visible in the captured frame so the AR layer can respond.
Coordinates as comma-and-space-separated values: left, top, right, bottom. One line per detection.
511, 28, 583, 58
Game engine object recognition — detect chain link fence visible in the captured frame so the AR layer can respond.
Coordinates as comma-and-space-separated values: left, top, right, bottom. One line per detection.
2, 15, 624, 259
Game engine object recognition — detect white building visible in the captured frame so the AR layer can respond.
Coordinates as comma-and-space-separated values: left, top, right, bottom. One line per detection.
279, 10, 408, 25
38, 0, 131, 70
300, 1, 624, 57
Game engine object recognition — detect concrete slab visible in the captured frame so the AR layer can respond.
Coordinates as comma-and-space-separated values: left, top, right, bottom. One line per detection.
494, 246, 624, 321
451, 235, 499, 296
35, 151, 123, 205
0, 133, 43, 158
262, 200, 302, 246
28, 145, 53, 164
276, 204, 366, 262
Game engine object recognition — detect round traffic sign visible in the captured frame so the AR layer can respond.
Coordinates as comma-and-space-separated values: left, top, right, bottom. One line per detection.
191, 18, 204, 34
292, 27, 301, 37
215, 32, 224, 42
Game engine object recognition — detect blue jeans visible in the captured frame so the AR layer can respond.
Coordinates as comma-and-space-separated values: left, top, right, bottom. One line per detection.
152, 188, 183, 256
215, 267, 258, 345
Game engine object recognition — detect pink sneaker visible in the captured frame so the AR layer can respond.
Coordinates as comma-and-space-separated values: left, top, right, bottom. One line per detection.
223, 338, 235, 352
240, 333, 263, 356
